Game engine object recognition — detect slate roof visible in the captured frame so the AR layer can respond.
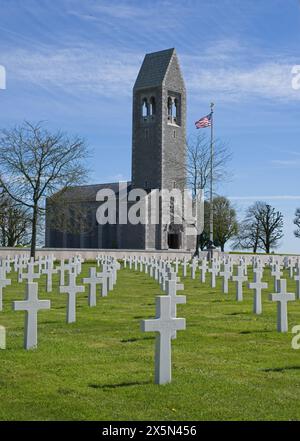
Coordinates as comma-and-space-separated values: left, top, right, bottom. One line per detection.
133, 48, 175, 90
49, 182, 132, 203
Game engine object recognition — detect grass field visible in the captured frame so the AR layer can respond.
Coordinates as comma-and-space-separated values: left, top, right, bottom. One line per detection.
1, 262, 300, 421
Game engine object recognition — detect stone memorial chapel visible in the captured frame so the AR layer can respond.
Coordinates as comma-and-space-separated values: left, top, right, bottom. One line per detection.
45, 48, 197, 251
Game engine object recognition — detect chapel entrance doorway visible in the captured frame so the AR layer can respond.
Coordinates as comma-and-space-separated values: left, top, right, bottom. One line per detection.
167, 223, 183, 249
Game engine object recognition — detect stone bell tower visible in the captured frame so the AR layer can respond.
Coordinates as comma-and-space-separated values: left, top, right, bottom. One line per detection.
130, 48, 190, 250
131, 48, 186, 192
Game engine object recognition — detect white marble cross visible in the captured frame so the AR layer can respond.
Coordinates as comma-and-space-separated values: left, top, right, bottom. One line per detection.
166, 272, 186, 339
0, 267, 11, 311
190, 259, 198, 280
56, 259, 67, 286
104, 266, 114, 291
159, 268, 168, 292
3, 257, 11, 272
232, 266, 248, 301
13, 282, 51, 349
220, 264, 232, 294
248, 272, 268, 314
289, 261, 294, 279
96, 255, 102, 268
83, 267, 101, 307
253, 265, 264, 281
74, 255, 83, 275
139, 259, 143, 272
37, 256, 44, 274
97, 268, 110, 297
22, 260, 40, 284
182, 259, 188, 278
154, 264, 159, 281
0, 325, 5, 349
42, 261, 56, 293
149, 263, 154, 278
294, 265, 300, 299
199, 259, 208, 283
269, 279, 295, 332
158, 265, 164, 285
17, 257, 29, 282
208, 263, 218, 288
271, 265, 283, 292
111, 262, 119, 284
59, 272, 85, 323
14, 255, 20, 273
141, 296, 186, 385
174, 258, 179, 274
64, 258, 77, 277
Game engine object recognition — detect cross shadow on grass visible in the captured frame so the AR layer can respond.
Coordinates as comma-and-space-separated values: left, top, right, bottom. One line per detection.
88, 381, 151, 390
239, 330, 272, 335
42, 320, 61, 325
121, 336, 154, 343
261, 366, 300, 373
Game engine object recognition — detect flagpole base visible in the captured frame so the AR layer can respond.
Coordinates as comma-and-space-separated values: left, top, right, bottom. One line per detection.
207, 244, 215, 262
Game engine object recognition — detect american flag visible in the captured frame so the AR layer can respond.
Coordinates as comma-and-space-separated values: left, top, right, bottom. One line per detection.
195, 113, 212, 129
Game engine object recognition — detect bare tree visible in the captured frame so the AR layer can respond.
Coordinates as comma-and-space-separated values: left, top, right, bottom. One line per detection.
256, 203, 284, 253
234, 201, 283, 254
294, 208, 300, 238
0, 193, 30, 246
185, 133, 232, 199
233, 220, 261, 253
233, 203, 262, 253
0, 121, 89, 257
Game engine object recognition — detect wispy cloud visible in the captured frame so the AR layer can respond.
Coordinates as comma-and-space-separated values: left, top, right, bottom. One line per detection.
270, 159, 300, 168
67, 1, 182, 31
69, 3, 148, 20
2, 40, 299, 103
3, 46, 140, 98
185, 59, 298, 102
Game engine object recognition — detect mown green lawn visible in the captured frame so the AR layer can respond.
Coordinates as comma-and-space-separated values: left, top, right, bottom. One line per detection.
0, 262, 300, 421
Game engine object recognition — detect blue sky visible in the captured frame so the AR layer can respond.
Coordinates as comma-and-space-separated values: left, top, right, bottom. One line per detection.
0, 0, 300, 252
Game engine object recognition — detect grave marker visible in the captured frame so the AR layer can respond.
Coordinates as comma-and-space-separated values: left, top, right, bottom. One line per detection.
60, 273, 85, 323
248, 273, 268, 314
83, 267, 101, 307
232, 266, 248, 301
269, 279, 295, 332
13, 283, 50, 349
141, 296, 185, 385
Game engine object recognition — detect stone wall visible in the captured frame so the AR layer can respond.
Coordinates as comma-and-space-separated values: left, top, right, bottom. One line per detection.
0, 247, 194, 260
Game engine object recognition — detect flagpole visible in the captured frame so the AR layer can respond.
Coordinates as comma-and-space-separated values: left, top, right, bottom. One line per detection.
209, 102, 214, 261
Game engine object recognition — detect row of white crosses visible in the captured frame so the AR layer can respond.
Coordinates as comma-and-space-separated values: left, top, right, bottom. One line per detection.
123, 255, 266, 314
0, 254, 120, 349
60, 257, 118, 324
162, 253, 299, 334
197, 255, 300, 333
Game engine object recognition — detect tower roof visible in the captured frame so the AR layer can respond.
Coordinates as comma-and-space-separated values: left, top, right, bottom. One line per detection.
133, 48, 176, 90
